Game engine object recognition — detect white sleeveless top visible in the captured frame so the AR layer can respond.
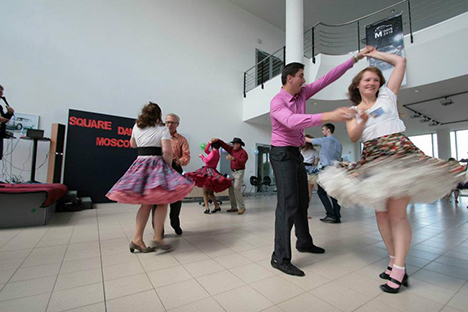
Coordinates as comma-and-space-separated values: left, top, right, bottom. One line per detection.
353, 86, 406, 142
131, 124, 171, 147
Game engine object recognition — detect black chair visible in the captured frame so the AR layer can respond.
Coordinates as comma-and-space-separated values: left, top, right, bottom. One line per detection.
249, 176, 261, 195
262, 176, 272, 192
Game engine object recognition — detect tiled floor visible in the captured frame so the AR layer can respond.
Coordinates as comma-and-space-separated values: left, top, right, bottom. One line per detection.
1, 195, 468, 312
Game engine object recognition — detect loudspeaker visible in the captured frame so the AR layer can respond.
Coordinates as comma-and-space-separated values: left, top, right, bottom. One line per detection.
47, 123, 66, 183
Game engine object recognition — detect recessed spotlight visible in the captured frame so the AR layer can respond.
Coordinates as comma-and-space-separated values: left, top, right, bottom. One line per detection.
414, 89, 420, 93
313, 102, 318, 105
391, 9, 395, 13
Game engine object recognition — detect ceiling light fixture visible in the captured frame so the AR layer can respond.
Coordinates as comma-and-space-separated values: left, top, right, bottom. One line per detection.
409, 112, 421, 119
420, 117, 431, 123
440, 97, 453, 106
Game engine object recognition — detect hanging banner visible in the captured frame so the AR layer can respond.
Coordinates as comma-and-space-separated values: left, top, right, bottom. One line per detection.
64, 109, 137, 203
365, 13, 406, 85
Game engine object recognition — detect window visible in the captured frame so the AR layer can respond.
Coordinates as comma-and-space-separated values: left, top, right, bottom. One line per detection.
432, 134, 438, 158
451, 131, 457, 159
256, 49, 283, 87
408, 134, 437, 157
451, 130, 468, 160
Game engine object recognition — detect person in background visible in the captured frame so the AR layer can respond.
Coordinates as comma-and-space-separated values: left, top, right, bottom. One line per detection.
445, 158, 461, 203
301, 134, 319, 219
152, 113, 190, 236
106, 102, 194, 253
308, 124, 343, 224
212, 137, 248, 215
186, 141, 232, 214
0, 85, 15, 161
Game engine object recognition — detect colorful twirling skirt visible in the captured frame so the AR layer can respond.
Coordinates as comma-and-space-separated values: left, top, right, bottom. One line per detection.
106, 156, 195, 205
318, 133, 467, 211
185, 166, 232, 193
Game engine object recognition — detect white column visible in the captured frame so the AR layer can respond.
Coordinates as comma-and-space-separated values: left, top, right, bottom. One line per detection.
285, 0, 304, 64
437, 129, 451, 160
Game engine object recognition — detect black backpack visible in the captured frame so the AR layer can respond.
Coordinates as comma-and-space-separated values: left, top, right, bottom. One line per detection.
56, 196, 83, 212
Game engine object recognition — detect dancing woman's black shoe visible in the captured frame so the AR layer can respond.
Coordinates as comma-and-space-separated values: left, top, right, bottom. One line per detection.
380, 273, 409, 294
379, 266, 392, 279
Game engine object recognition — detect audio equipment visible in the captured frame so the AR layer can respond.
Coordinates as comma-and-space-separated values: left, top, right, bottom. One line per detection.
47, 123, 66, 183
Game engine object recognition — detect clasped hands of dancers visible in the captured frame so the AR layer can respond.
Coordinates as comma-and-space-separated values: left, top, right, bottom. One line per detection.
106, 46, 467, 295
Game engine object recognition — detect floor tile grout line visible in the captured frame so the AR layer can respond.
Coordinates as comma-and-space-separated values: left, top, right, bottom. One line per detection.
0, 226, 30, 250
114, 208, 170, 311
44, 212, 81, 312
210, 283, 272, 312
438, 279, 468, 311
96, 208, 111, 312
0, 224, 54, 295
59, 300, 105, 312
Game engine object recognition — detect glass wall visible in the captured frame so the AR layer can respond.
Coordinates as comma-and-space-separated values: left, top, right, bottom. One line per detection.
408, 134, 437, 157
451, 130, 468, 160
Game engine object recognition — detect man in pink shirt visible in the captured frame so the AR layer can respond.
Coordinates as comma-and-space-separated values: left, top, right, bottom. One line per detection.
270, 47, 372, 276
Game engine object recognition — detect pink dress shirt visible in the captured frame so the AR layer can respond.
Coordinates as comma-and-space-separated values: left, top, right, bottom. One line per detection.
200, 142, 220, 168
270, 58, 354, 147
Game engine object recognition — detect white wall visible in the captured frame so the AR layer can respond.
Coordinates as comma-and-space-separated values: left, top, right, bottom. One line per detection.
0, 0, 285, 185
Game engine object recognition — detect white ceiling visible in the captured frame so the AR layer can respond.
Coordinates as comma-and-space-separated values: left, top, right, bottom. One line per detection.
227, 0, 401, 31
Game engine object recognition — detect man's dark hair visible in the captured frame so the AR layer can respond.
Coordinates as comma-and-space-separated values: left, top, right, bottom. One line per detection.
281, 62, 304, 85
323, 123, 335, 134
0, 85, 3, 91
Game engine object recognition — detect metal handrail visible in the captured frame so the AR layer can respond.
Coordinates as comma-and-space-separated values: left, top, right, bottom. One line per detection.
307, 0, 408, 29
306, 0, 413, 62
243, 46, 286, 97
244, 46, 285, 74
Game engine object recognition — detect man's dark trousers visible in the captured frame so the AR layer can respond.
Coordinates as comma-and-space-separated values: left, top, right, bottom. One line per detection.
317, 182, 341, 221
270, 146, 314, 265
152, 161, 183, 231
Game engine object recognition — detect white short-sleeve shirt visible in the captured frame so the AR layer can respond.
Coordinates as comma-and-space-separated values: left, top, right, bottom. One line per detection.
132, 124, 171, 147
354, 86, 406, 142
301, 149, 319, 164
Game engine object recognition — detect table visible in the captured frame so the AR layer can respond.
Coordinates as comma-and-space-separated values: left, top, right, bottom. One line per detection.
20, 137, 50, 183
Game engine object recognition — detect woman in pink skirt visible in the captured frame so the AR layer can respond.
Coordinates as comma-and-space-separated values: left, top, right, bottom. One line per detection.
186, 141, 231, 214
107, 102, 194, 253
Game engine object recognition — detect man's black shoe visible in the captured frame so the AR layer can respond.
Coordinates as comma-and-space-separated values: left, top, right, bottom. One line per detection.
319, 216, 336, 223
271, 259, 305, 276
297, 245, 325, 254
174, 227, 183, 235
333, 220, 341, 224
